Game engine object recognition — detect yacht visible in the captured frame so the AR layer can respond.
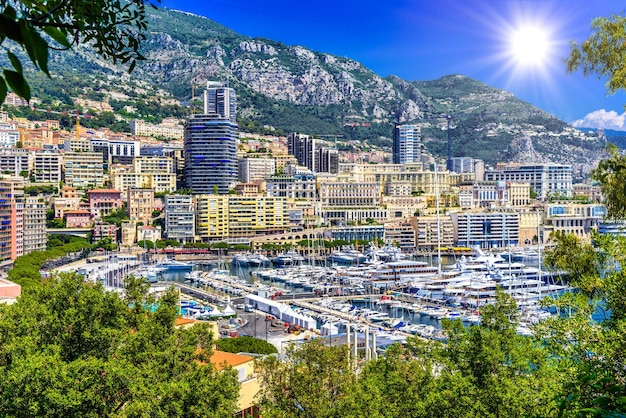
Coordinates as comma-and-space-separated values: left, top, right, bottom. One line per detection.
155, 259, 193, 270
272, 250, 305, 266
367, 260, 439, 288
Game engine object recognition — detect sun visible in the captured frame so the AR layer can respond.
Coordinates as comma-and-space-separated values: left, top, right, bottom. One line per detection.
509, 25, 550, 67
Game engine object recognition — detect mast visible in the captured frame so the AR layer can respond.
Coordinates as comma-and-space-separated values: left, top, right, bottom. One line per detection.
537, 210, 542, 296
435, 161, 442, 277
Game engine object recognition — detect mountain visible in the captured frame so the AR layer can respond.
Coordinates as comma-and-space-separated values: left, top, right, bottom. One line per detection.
4, 6, 607, 177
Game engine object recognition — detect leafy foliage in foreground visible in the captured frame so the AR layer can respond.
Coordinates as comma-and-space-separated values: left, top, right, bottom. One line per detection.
0, 273, 240, 417
255, 290, 561, 418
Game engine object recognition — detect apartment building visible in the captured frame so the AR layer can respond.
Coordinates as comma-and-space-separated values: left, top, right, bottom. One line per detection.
0, 150, 29, 177
126, 188, 154, 225
0, 177, 25, 268
381, 195, 427, 219
227, 196, 288, 239
383, 221, 416, 250
23, 196, 47, 254
573, 182, 602, 202
317, 147, 339, 174
450, 211, 520, 249
111, 170, 177, 193
63, 151, 104, 188
64, 210, 92, 228
318, 181, 380, 207
137, 225, 162, 242
448, 157, 485, 180
393, 124, 421, 164
234, 183, 261, 196
384, 180, 413, 197
266, 174, 317, 199
0, 127, 19, 148
91, 138, 140, 166
287, 133, 316, 172
238, 157, 276, 183
87, 189, 122, 218
63, 137, 91, 152
164, 195, 195, 244
338, 162, 452, 196
195, 195, 229, 241
130, 118, 184, 139
287, 132, 338, 173
194, 195, 290, 242
543, 202, 605, 241
184, 82, 238, 195
411, 216, 455, 252
328, 225, 385, 243
92, 221, 117, 243
484, 163, 573, 199
118, 221, 134, 248
54, 186, 83, 218
110, 156, 176, 193
33, 151, 62, 183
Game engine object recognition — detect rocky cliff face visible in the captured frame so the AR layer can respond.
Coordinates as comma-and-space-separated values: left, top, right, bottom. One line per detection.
142, 31, 424, 123
45, 7, 605, 176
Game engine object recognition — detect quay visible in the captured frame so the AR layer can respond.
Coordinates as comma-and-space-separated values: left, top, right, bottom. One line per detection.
157, 281, 428, 340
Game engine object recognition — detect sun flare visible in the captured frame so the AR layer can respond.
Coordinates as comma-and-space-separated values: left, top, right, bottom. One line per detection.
509, 25, 550, 67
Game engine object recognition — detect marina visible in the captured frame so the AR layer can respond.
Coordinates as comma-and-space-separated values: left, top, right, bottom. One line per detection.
146, 245, 569, 341
52, 245, 571, 347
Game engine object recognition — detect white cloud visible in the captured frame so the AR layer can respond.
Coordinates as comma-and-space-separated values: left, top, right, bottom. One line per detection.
572, 109, 626, 131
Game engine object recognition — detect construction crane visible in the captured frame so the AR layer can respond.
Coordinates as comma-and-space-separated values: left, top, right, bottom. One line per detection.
435, 110, 500, 171
343, 121, 372, 141
445, 114, 453, 171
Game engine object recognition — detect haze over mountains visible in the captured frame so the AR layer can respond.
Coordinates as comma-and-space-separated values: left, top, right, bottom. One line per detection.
9, 6, 611, 177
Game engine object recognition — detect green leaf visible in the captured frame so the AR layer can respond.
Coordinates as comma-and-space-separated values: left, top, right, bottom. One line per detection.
0, 77, 7, 105
18, 21, 50, 76
0, 15, 21, 43
30, 29, 50, 76
43, 26, 71, 48
6, 51, 22, 73
3, 70, 30, 102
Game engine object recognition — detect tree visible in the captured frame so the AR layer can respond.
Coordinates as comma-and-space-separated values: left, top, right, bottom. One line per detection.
217, 336, 277, 355
538, 226, 626, 417
567, 14, 626, 96
255, 290, 559, 418
589, 144, 626, 220
0, 272, 240, 417
0, 0, 158, 103
103, 205, 129, 227
255, 339, 356, 417
538, 148, 626, 416
400, 289, 559, 418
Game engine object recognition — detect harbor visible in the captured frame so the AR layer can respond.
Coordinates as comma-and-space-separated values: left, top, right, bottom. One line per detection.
49, 244, 570, 351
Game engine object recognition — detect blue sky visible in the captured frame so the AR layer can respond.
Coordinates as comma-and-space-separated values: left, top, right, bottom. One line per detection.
161, 0, 626, 130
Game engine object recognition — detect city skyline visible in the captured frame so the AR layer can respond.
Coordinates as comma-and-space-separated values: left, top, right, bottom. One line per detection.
161, 0, 626, 131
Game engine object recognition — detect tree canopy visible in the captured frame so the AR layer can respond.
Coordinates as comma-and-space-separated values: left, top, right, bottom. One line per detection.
0, 272, 239, 417
0, 0, 158, 103
567, 13, 626, 97
254, 290, 561, 418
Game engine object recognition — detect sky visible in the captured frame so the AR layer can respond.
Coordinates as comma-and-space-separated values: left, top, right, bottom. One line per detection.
161, 0, 626, 130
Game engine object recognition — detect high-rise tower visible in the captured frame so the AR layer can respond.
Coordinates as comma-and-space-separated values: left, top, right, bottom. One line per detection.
184, 82, 238, 194
393, 124, 421, 164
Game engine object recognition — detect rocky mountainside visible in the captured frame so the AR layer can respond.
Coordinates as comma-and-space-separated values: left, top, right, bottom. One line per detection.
7, 6, 607, 177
